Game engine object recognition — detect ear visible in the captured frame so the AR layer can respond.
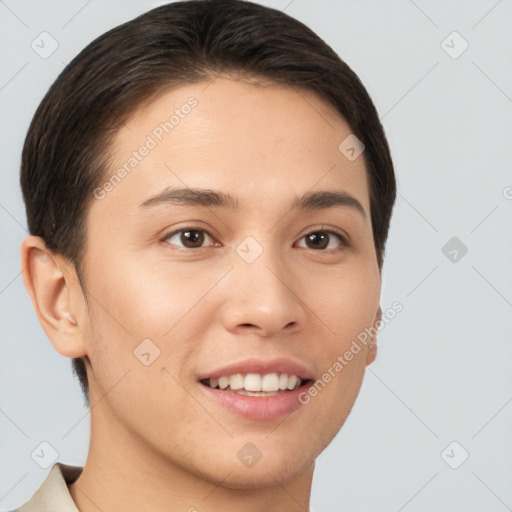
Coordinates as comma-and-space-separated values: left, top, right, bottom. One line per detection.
21, 235, 88, 358
365, 306, 382, 366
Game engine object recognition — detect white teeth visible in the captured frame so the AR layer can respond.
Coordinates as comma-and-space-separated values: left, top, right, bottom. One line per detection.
218, 376, 230, 389
287, 375, 298, 390
234, 389, 281, 397
229, 374, 244, 390
278, 373, 289, 390
244, 373, 261, 392
261, 373, 279, 392
206, 372, 303, 392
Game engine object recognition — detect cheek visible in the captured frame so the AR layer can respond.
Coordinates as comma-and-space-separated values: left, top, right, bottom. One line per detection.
82, 258, 207, 438
82, 255, 226, 390
85, 253, 216, 338
308, 264, 380, 347
299, 263, 379, 417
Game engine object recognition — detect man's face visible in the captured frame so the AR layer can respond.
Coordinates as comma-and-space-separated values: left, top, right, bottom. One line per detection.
79, 76, 381, 487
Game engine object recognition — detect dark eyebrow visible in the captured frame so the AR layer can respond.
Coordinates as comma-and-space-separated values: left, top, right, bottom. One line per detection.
140, 187, 366, 221
140, 187, 239, 209
291, 190, 367, 221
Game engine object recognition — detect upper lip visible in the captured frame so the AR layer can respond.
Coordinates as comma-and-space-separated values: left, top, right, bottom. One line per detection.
198, 358, 314, 381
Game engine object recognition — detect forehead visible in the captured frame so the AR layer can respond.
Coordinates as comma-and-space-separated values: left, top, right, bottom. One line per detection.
93, 76, 370, 218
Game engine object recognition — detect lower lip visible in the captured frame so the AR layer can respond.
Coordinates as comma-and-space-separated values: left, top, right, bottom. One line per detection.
198, 382, 312, 421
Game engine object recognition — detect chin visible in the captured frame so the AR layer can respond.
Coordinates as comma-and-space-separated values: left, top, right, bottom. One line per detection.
197, 444, 316, 490
216, 462, 312, 490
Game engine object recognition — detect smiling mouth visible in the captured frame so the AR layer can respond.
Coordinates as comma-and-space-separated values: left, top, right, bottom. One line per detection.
200, 372, 312, 397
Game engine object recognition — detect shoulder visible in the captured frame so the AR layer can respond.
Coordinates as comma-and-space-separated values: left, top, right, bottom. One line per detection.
12, 462, 83, 512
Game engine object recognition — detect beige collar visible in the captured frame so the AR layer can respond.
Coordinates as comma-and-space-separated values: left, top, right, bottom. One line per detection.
15, 462, 83, 512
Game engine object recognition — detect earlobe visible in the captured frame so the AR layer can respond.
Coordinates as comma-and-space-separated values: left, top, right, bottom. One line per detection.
21, 235, 87, 358
365, 306, 382, 366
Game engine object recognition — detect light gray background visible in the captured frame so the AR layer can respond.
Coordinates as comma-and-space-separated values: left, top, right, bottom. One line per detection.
1, 1, 511, 510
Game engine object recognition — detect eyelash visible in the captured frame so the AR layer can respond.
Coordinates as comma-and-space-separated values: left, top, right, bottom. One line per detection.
161, 224, 349, 251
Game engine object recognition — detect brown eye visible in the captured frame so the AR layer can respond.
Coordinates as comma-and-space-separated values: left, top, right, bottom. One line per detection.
305, 232, 328, 249
164, 228, 215, 249
297, 230, 345, 251
181, 230, 205, 248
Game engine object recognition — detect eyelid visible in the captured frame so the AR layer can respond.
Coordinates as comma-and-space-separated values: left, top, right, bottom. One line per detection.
160, 224, 349, 250
296, 225, 349, 249
310, 225, 348, 241
161, 224, 220, 248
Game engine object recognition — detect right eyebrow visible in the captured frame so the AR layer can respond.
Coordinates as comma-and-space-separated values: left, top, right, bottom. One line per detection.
140, 187, 239, 210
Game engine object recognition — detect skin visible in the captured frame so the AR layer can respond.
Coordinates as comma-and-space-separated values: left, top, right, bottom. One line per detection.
21, 75, 382, 512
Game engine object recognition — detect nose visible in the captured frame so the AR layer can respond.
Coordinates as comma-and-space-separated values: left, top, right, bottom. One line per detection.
219, 246, 307, 338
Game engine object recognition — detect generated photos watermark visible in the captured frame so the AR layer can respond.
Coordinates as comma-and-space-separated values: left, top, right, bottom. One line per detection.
298, 301, 403, 405
93, 96, 198, 200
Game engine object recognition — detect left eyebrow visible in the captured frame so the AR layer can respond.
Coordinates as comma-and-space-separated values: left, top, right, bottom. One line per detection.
140, 187, 367, 222
291, 190, 367, 222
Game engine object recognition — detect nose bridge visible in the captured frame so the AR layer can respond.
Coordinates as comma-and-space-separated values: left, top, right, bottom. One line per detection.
220, 234, 306, 335
238, 232, 292, 289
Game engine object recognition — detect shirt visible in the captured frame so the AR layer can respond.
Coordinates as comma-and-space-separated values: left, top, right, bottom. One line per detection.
13, 462, 83, 512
